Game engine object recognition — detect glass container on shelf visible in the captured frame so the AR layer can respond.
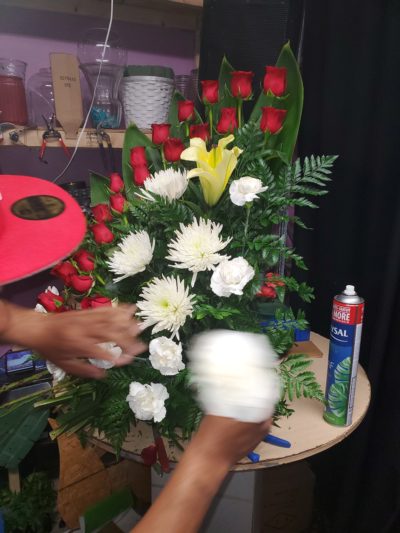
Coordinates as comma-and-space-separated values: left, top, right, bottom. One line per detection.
0, 58, 28, 125
78, 28, 126, 129
27, 68, 57, 127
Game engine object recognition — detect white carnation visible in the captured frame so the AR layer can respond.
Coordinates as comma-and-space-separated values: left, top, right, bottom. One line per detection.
149, 337, 185, 376
126, 382, 169, 422
89, 342, 122, 369
144, 168, 188, 201
229, 176, 268, 206
166, 218, 231, 286
211, 257, 255, 297
136, 276, 195, 339
189, 330, 281, 423
107, 230, 154, 282
46, 361, 66, 383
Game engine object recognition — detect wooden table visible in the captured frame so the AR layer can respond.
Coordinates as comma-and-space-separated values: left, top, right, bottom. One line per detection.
90, 333, 370, 532
91, 332, 371, 471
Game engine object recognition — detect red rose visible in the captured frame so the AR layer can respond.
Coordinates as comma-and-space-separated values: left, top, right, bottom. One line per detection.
151, 123, 171, 145
189, 123, 210, 141
263, 66, 287, 97
91, 222, 114, 244
81, 295, 112, 309
259, 285, 277, 299
230, 71, 254, 98
134, 165, 151, 186
260, 107, 287, 135
109, 172, 124, 193
110, 193, 126, 214
163, 138, 185, 162
91, 203, 112, 223
178, 100, 195, 122
51, 262, 77, 284
74, 250, 95, 272
141, 445, 157, 466
37, 290, 65, 313
216, 107, 238, 134
130, 146, 147, 167
201, 80, 219, 104
69, 274, 93, 293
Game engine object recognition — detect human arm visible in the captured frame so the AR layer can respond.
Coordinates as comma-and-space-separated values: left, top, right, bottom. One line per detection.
132, 415, 271, 533
0, 299, 146, 378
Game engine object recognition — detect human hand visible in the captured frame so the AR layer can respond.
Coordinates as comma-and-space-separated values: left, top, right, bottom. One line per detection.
191, 415, 272, 467
4, 303, 147, 378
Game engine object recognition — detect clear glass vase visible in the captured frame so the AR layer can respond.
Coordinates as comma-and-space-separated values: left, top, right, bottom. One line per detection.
80, 63, 123, 128
27, 68, 56, 127
0, 58, 28, 125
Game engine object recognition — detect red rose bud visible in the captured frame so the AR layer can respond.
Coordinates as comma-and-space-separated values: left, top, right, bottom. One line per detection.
92, 203, 112, 223
178, 100, 195, 122
110, 192, 126, 213
230, 71, 254, 98
216, 107, 238, 134
260, 107, 287, 135
189, 123, 210, 141
151, 123, 171, 145
37, 290, 65, 313
141, 445, 157, 466
74, 249, 95, 272
134, 165, 151, 186
81, 295, 112, 309
51, 262, 77, 284
163, 138, 185, 162
91, 222, 114, 244
260, 285, 277, 299
263, 66, 287, 97
109, 172, 124, 193
130, 146, 147, 167
69, 274, 93, 293
201, 80, 219, 104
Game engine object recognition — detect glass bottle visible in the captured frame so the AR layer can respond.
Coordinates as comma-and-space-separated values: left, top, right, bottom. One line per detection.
0, 58, 28, 125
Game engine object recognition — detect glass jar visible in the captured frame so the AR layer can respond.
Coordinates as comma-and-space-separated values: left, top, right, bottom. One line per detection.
78, 28, 126, 128
27, 68, 56, 127
0, 58, 28, 125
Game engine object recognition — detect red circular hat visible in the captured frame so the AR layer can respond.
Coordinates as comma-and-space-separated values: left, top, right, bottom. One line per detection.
0, 174, 87, 285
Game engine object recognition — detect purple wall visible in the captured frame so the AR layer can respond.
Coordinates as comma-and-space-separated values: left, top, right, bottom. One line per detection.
0, 6, 196, 79
0, 5, 196, 308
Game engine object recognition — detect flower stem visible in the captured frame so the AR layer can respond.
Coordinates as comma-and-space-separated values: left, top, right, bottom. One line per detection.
242, 203, 252, 254
161, 146, 167, 170
264, 130, 271, 146
185, 122, 189, 138
237, 98, 243, 129
208, 105, 213, 137
95, 273, 106, 286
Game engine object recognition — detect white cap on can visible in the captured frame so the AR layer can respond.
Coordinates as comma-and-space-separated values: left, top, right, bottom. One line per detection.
344, 284, 356, 295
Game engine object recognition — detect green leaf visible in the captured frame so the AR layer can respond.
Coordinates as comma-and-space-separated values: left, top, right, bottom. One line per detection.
89, 171, 110, 206
249, 42, 304, 164
217, 56, 236, 111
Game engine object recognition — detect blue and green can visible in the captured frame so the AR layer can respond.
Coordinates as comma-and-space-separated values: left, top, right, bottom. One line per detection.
323, 285, 365, 426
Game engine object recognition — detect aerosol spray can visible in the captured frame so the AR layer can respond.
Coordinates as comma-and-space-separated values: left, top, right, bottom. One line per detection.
323, 285, 364, 426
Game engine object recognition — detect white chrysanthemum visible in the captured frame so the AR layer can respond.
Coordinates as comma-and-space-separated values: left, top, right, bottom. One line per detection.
126, 382, 169, 422
229, 176, 268, 206
89, 342, 123, 369
149, 337, 185, 376
144, 168, 189, 201
107, 230, 155, 282
166, 218, 231, 286
211, 257, 255, 297
46, 361, 66, 383
136, 276, 195, 339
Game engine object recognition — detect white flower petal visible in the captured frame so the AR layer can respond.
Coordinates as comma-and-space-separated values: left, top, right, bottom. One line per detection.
229, 176, 268, 206
149, 337, 185, 376
46, 361, 66, 383
89, 342, 123, 369
107, 230, 154, 282
211, 257, 255, 297
144, 169, 188, 201
126, 382, 169, 422
136, 276, 194, 339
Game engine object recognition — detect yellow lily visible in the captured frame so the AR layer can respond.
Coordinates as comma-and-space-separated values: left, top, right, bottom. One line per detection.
180, 134, 243, 206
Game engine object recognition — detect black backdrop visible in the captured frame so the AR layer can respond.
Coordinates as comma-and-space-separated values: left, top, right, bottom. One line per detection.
200, 0, 400, 531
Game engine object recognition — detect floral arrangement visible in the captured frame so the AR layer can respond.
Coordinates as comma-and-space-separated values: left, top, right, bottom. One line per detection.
34, 43, 336, 455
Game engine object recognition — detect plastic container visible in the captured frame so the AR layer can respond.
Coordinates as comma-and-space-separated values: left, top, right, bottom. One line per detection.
27, 68, 56, 127
0, 58, 28, 125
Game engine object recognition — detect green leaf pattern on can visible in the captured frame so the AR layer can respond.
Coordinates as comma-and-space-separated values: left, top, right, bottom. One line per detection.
328, 357, 352, 417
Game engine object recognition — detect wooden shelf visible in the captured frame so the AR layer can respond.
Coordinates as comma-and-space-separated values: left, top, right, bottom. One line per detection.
0, 0, 203, 31
0, 127, 151, 149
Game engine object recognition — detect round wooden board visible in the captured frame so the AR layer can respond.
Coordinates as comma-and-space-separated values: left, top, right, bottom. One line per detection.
90, 332, 371, 471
